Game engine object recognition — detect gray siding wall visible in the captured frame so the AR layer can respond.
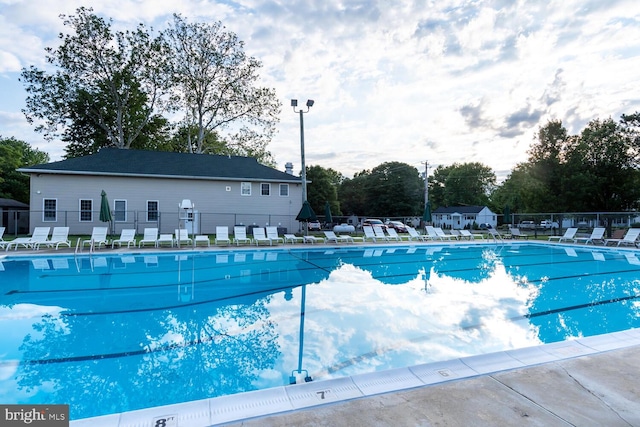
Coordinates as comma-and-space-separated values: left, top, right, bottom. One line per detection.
28, 174, 303, 235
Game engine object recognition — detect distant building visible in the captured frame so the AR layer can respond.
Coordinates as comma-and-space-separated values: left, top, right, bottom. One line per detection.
0, 198, 30, 234
18, 148, 303, 234
432, 205, 497, 229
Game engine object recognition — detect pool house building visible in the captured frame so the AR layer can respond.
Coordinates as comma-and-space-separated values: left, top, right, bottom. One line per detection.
18, 148, 304, 235
432, 205, 497, 229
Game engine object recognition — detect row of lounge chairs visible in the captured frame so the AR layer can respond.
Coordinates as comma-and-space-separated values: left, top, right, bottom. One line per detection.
5, 224, 640, 251
1, 226, 72, 251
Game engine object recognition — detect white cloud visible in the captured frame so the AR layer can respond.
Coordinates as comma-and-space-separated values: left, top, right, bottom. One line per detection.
0, 0, 639, 180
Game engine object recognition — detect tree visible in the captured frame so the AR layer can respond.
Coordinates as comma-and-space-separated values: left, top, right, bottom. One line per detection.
0, 137, 49, 203
339, 162, 423, 217
563, 118, 640, 211
490, 163, 541, 214
339, 173, 369, 216
429, 162, 495, 208
306, 165, 344, 216
524, 120, 569, 212
164, 15, 281, 160
21, 7, 173, 156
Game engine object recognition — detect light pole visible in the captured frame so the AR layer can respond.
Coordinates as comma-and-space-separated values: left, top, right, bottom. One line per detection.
291, 99, 314, 203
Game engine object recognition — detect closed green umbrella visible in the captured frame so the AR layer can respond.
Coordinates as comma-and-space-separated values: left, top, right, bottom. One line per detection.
296, 200, 317, 235
503, 205, 512, 225
324, 201, 333, 225
99, 190, 113, 223
296, 200, 317, 222
422, 201, 432, 223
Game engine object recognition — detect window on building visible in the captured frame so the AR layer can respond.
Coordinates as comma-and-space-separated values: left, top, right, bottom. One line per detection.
147, 201, 159, 222
279, 184, 289, 196
261, 183, 270, 196
79, 199, 93, 222
241, 182, 251, 196
114, 200, 127, 222
43, 199, 57, 222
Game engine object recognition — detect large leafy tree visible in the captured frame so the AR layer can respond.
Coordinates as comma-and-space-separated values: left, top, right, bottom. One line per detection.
306, 165, 344, 216
524, 120, 569, 212
563, 118, 640, 211
21, 7, 173, 157
429, 162, 495, 208
339, 162, 423, 217
338, 173, 369, 216
0, 137, 49, 203
164, 15, 281, 161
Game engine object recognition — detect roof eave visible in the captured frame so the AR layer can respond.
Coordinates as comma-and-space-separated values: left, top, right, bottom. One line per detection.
18, 168, 301, 183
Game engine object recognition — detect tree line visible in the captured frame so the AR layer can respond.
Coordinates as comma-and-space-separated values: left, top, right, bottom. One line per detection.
3, 114, 639, 214
304, 114, 640, 219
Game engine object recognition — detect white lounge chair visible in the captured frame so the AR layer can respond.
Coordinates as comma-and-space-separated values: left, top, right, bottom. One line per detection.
373, 226, 390, 241
266, 226, 284, 244
574, 227, 605, 245
233, 226, 252, 245
406, 226, 429, 241
284, 234, 304, 244
508, 228, 529, 240
252, 227, 272, 246
385, 228, 403, 241
215, 226, 231, 246
363, 226, 377, 242
0, 227, 5, 249
434, 227, 456, 241
303, 235, 324, 244
157, 233, 174, 247
324, 230, 353, 243
604, 228, 640, 247
112, 229, 137, 248
5, 227, 51, 251
194, 235, 211, 247
43, 226, 71, 249
174, 229, 192, 247
548, 227, 578, 243
486, 227, 504, 241
82, 227, 109, 249
139, 228, 159, 248
460, 229, 484, 240
449, 230, 462, 239
424, 226, 441, 240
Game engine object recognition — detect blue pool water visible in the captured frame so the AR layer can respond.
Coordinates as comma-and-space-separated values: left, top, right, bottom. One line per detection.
1, 243, 640, 419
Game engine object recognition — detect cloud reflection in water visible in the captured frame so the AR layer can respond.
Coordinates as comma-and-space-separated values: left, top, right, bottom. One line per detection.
271, 258, 541, 381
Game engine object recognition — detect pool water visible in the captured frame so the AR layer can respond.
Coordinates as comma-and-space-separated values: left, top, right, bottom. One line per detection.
1, 243, 639, 419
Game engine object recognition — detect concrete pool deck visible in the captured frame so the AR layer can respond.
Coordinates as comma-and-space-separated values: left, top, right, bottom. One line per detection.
5, 240, 640, 426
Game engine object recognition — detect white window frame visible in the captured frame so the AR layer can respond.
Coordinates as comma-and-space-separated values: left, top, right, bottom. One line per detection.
241, 182, 251, 196
261, 183, 271, 196
147, 200, 159, 222
279, 184, 289, 197
79, 199, 93, 222
43, 198, 57, 222
114, 199, 127, 222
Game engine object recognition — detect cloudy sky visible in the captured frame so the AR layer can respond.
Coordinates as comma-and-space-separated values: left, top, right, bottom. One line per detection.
1, 1, 639, 180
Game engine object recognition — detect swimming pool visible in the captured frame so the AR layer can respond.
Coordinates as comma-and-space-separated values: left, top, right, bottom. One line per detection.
1, 243, 639, 420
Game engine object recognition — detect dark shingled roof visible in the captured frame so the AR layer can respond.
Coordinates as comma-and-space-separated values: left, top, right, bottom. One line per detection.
432, 205, 485, 214
0, 198, 29, 209
18, 148, 301, 183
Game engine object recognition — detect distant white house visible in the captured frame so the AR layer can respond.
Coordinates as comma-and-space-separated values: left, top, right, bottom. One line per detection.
18, 148, 304, 235
432, 205, 497, 229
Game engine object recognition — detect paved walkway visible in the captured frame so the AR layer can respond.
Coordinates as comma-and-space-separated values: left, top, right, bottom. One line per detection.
225, 344, 640, 427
